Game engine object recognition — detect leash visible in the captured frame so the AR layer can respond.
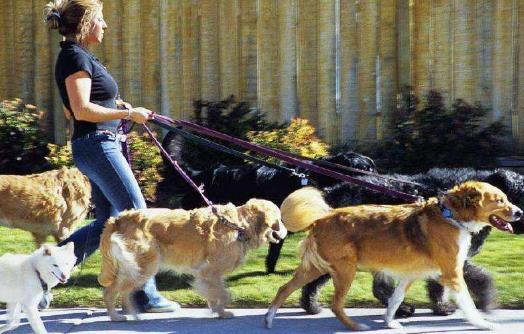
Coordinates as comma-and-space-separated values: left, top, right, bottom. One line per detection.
151, 115, 423, 203
161, 124, 307, 182
155, 116, 426, 188
141, 123, 248, 241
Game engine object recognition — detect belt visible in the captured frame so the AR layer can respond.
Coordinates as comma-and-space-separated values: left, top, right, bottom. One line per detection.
81, 130, 127, 142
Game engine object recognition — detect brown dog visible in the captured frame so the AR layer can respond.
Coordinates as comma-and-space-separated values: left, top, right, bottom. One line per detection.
98, 199, 287, 321
0, 167, 91, 246
265, 181, 521, 331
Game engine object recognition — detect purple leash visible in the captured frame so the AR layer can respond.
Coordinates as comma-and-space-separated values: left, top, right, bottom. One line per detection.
152, 114, 423, 203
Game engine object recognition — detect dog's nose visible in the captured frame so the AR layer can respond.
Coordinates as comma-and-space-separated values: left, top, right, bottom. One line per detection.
61, 273, 66, 281
515, 209, 523, 220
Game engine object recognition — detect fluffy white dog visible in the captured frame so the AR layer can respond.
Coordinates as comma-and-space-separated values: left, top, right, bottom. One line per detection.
0, 242, 76, 334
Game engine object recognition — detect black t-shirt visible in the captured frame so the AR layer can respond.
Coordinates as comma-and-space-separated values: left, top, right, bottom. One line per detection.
55, 41, 120, 140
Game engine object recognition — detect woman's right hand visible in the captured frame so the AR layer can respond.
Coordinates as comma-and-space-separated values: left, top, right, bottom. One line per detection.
129, 107, 153, 124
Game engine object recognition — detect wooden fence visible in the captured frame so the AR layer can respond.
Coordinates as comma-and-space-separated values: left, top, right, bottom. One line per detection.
0, 0, 523, 149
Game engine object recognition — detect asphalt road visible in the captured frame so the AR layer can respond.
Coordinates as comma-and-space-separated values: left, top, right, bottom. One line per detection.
2, 308, 524, 334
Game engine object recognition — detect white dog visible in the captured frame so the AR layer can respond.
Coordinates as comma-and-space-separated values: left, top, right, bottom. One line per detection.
0, 242, 76, 334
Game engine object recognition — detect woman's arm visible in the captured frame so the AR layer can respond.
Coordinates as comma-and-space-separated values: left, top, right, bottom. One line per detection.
65, 71, 151, 123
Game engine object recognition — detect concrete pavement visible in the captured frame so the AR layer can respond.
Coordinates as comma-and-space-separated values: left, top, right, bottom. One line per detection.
2, 308, 524, 334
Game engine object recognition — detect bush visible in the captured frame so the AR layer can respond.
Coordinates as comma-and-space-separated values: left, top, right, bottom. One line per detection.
179, 95, 281, 170
0, 99, 50, 174
46, 142, 74, 169
47, 130, 165, 206
127, 130, 164, 204
247, 118, 330, 163
363, 88, 509, 173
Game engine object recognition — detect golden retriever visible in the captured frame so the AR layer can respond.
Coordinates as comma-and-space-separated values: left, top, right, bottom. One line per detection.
265, 181, 521, 331
98, 199, 287, 321
0, 167, 91, 246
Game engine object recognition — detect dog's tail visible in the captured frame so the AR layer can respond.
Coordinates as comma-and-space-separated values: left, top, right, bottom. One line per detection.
299, 236, 332, 273
98, 218, 140, 287
280, 187, 331, 232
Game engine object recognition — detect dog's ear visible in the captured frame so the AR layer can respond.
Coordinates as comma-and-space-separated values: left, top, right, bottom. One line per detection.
446, 185, 483, 209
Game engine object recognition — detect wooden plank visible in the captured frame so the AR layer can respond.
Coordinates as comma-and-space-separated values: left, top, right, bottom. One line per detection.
257, 0, 279, 121
432, 0, 452, 103
0, 1, 9, 100
102, 0, 123, 91
13, 0, 34, 101
166, 0, 183, 120
492, 0, 513, 127
318, 0, 337, 142
218, 0, 240, 100
412, 0, 431, 99
33, 0, 53, 117
396, 0, 411, 90
339, 0, 358, 141
278, 0, 298, 121
121, 0, 142, 105
476, 0, 494, 108
356, 0, 378, 141
181, 0, 201, 118
238, 0, 258, 103
200, 0, 220, 101
517, 0, 524, 151
141, 0, 160, 111
453, 0, 476, 102
297, 0, 318, 127
378, 0, 397, 139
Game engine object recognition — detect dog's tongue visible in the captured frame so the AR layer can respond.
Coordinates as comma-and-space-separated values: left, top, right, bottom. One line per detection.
491, 215, 514, 233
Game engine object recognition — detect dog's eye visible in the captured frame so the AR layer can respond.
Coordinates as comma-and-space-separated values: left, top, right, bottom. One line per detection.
497, 198, 504, 204
53, 264, 59, 268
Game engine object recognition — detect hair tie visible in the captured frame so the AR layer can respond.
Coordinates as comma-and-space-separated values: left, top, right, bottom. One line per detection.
47, 11, 62, 23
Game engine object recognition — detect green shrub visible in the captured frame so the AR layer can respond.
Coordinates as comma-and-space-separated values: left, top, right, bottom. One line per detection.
128, 130, 164, 204
47, 142, 74, 168
362, 88, 509, 173
180, 95, 281, 170
247, 118, 330, 163
0, 99, 50, 174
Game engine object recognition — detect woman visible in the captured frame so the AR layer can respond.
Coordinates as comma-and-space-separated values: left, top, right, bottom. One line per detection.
44, 0, 178, 313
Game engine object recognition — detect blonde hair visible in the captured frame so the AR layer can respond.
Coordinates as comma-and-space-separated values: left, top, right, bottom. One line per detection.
44, 0, 103, 45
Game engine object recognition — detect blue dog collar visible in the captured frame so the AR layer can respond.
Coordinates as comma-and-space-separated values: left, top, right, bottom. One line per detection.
441, 207, 453, 219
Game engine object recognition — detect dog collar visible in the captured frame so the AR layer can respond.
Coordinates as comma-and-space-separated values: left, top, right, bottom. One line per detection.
438, 200, 467, 230
35, 269, 49, 293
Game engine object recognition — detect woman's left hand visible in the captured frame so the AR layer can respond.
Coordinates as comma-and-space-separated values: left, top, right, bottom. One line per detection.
116, 99, 132, 110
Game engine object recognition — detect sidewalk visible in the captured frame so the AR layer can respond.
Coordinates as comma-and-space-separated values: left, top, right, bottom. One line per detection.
2, 308, 524, 334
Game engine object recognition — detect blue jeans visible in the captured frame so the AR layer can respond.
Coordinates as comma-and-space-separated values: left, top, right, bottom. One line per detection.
57, 132, 164, 306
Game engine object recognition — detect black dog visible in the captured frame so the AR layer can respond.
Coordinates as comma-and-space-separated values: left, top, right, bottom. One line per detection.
300, 168, 524, 317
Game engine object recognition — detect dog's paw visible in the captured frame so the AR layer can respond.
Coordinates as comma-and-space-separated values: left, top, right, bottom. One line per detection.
353, 323, 370, 331
474, 320, 499, 331
395, 303, 415, 318
386, 320, 403, 329
265, 308, 277, 329
109, 313, 127, 322
218, 311, 234, 319
432, 302, 456, 316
